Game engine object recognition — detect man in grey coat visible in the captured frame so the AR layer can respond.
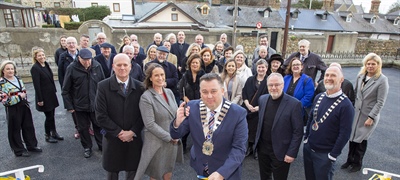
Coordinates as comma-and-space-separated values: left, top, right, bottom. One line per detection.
95, 54, 145, 180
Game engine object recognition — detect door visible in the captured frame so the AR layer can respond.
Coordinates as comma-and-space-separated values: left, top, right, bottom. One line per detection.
326, 35, 335, 53
270, 32, 278, 51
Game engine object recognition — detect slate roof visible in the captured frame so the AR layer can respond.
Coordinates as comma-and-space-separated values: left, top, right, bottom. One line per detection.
278, 8, 344, 31
332, 11, 400, 34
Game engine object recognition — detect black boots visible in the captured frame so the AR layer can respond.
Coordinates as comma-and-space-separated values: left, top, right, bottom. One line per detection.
51, 131, 64, 140
45, 134, 58, 143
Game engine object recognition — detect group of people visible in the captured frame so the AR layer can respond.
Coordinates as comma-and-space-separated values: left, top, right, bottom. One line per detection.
0, 30, 389, 180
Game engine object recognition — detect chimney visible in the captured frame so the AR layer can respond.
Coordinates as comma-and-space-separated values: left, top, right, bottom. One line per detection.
369, 0, 381, 14
323, 0, 335, 12
212, 0, 220, 6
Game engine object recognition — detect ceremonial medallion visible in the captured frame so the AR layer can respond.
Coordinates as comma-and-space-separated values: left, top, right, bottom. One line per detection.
312, 122, 319, 131
202, 141, 214, 156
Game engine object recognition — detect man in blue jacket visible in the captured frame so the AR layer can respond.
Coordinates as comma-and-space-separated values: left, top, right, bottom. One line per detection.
171, 73, 247, 180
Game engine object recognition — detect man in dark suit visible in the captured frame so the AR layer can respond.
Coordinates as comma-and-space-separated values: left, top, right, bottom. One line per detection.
170, 31, 189, 78
91, 32, 117, 55
94, 43, 116, 78
96, 53, 145, 180
131, 42, 147, 69
254, 73, 304, 180
171, 73, 248, 180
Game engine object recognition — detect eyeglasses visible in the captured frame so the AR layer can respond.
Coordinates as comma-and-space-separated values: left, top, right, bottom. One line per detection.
267, 83, 283, 88
67, 42, 76, 45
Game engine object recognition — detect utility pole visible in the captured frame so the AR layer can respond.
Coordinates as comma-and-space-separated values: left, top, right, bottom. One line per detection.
232, 0, 238, 47
282, 0, 292, 57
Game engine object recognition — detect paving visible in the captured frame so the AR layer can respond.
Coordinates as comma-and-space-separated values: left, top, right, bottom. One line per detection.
0, 67, 399, 180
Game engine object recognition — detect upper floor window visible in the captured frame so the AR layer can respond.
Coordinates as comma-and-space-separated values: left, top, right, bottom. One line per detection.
35, 2, 42, 8
394, 18, 400, 25
91, 3, 98, 7
171, 13, 178, 21
54, 2, 60, 8
202, 8, 208, 15
113, 3, 120, 12
264, 11, 270, 18
370, 16, 376, 24
346, 14, 352, 22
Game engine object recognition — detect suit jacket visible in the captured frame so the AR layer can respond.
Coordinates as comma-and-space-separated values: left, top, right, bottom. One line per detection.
30, 62, 59, 112
135, 87, 181, 179
170, 99, 248, 179
350, 73, 389, 143
254, 94, 303, 161
170, 42, 189, 67
95, 75, 145, 172
94, 53, 116, 78
133, 53, 147, 69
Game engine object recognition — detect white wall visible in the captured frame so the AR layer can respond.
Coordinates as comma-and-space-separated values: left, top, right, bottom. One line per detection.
72, 0, 132, 19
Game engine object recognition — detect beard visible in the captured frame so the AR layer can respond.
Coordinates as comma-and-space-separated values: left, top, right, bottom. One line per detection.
324, 83, 334, 90
270, 91, 282, 99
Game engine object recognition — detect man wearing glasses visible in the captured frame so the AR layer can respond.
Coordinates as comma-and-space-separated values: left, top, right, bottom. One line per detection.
254, 73, 304, 180
91, 32, 117, 55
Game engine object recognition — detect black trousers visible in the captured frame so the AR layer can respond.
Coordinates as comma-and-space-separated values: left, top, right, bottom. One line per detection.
74, 111, 102, 150
6, 102, 38, 155
257, 144, 291, 180
71, 111, 78, 130
107, 171, 136, 180
43, 109, 56, 135
346, 140, 368, 166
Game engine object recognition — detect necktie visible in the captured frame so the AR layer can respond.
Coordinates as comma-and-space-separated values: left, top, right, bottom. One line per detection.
208, 111, 216, 133
119, 83, 126, 94
301, 56, 305, 62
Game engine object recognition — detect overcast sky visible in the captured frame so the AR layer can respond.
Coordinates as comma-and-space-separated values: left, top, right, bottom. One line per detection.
352, 0, 399, 14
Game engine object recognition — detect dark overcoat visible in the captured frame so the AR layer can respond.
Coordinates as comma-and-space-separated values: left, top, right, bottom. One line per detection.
95, 75, 145, 172
30, 61, 59, 112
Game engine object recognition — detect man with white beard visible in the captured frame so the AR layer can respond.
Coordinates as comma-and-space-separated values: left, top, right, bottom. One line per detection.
303, 66, 354, 180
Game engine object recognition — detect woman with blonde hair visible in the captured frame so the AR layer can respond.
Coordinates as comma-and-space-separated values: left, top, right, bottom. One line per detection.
233, 50, 252, 81
180, 43, 201, 75
142, 45, 158, 72
1, 60, 41, 157
31, 48, 63, 143
341, 53, 389, 172
119, 35, 131, 53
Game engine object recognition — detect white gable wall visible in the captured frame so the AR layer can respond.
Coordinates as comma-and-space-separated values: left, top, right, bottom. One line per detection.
72, 0, 132, 19
147, 7, 193, 23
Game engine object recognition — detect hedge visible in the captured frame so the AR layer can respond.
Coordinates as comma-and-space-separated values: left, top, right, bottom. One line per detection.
64, 22, 83, 30
48, 6, 111, 22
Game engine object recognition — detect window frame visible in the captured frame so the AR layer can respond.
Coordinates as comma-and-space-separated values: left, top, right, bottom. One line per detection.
113, 3, 120, 12
54, 2, 60, 8
171, 13, 178, 21
34, 2, 42, 8
91, 3, 98, 7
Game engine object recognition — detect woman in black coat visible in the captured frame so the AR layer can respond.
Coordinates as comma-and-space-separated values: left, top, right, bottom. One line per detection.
177, 53, 205, 153
30, 48, 63, 143
242, 59, 269, 159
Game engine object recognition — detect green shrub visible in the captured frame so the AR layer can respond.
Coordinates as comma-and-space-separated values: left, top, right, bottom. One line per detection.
42, 24, 55, 28
64, 22, 83, 30
49, 6, 111, 22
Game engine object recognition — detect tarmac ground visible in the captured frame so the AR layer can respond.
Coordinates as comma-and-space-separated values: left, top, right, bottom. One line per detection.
0, 67, 399, 180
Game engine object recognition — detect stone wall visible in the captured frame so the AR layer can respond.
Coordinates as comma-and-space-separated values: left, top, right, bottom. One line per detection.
355, 38, 400, 55
20, 0, 73, 8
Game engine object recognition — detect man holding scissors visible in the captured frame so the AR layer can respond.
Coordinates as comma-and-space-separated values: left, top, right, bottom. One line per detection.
171, 73, 248, 180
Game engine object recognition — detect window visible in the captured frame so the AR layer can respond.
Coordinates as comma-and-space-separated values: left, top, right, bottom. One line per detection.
113, 3, 120, 12
35, 2, 42, 8
264, 11, 270, 18
54, 2, 60, 8
370, 16, 376, 24
346, 14, 352, 22
394, 18, 399, 25
171, 13, 178, 21
202, 8, 208, 15
172, 8, 176, 11
91, 3, 98, 7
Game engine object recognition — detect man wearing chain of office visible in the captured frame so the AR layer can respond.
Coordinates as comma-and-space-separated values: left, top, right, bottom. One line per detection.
303, 65, 354, 180
170, 73, 248, 180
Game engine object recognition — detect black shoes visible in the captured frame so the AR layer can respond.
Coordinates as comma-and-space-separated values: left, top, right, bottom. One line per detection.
27, 146, 42, 153
45, 134, 58, 143
15, 151, 30, 157
341, 162, 351, 169
84, 148, 92, 158
51, 131, 64, 140
245, 146, 253, 157
349, 165, 362, 172
254, 151, 258, 160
